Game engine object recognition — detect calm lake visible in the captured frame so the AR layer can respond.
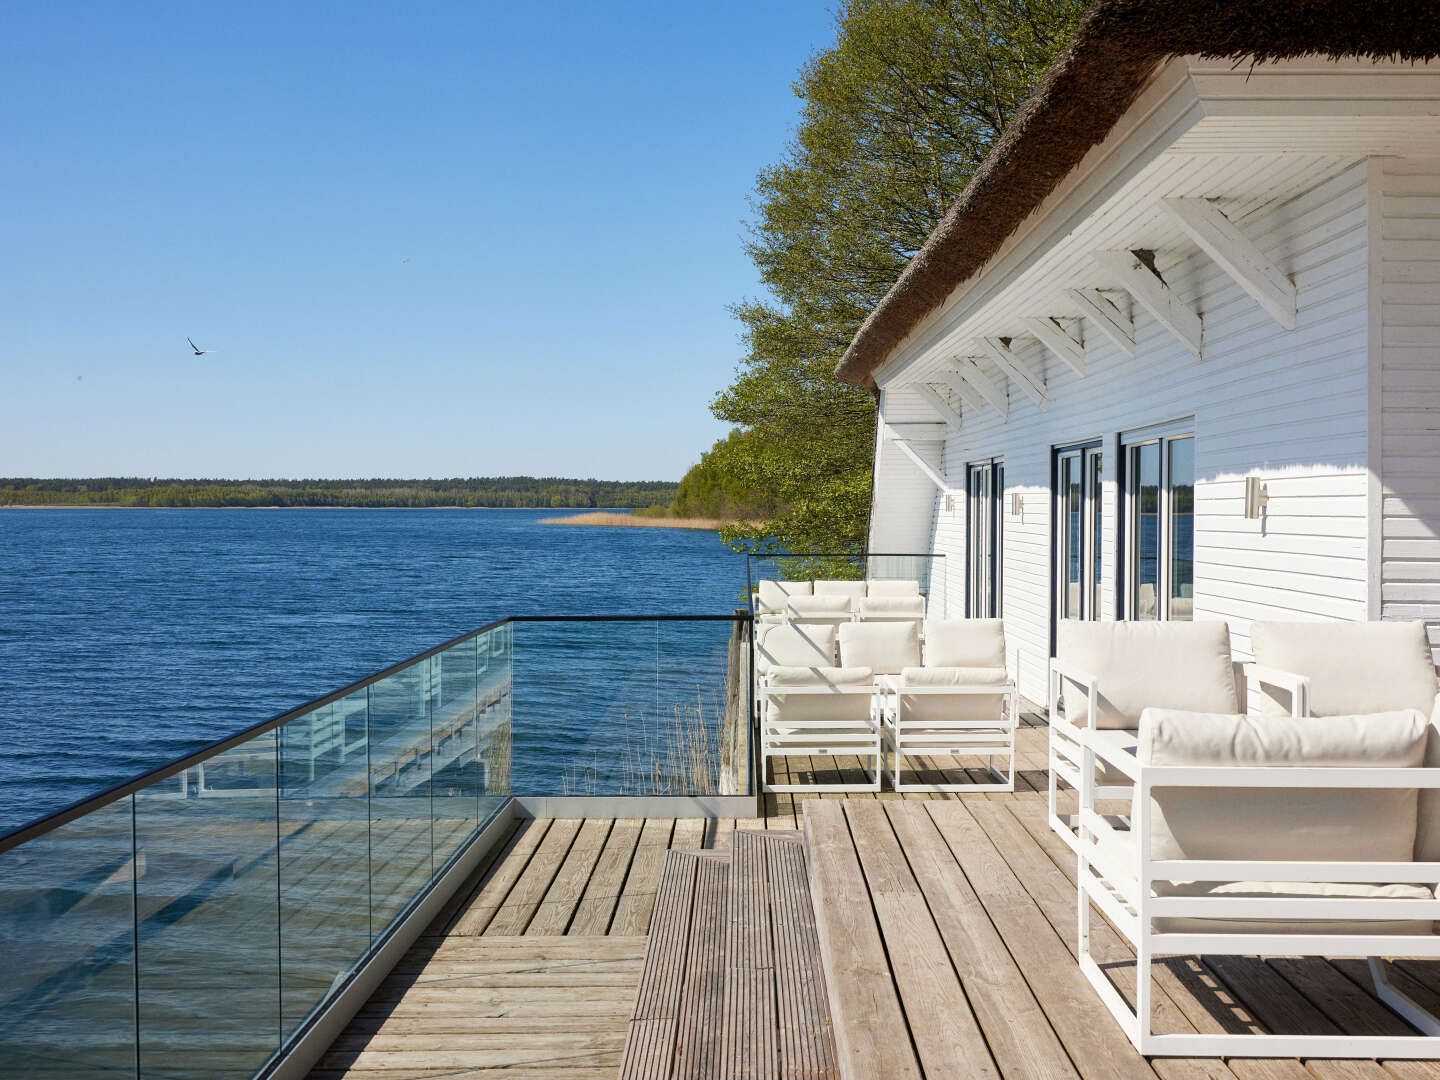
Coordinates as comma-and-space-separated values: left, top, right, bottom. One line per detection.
0, 508, 746, 831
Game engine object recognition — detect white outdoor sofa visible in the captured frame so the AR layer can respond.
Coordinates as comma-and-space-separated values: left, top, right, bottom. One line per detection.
1048, 620, 1245, 853
837, 621, 1016, 792
754, 622, 882, 793
1077, 704, 1440, 1057
752, 577, 923, 622
876, 618, 1017, 793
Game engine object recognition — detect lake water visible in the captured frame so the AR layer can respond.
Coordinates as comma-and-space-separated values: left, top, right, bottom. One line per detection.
0, 508, 746, 831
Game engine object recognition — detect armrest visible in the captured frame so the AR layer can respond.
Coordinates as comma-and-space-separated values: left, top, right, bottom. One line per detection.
1049, 656, 1100, 729
1243, 664, 1311, 718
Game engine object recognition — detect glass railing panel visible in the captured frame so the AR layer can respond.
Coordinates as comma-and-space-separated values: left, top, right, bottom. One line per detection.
277, 687, 371, 1039
476, 622, 513, 820
134, 732, 279, 1080
431, 638, 480, 863
514, 619, 746, 796
657, 618, 746, 796
0, 798, 138, 1078
367, 661, 433, 935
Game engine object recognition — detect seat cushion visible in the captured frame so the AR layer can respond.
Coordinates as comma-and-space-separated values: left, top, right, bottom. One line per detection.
838, 622, 921, 675
756, 579, 811, 613
1250, 620, 1438, 717
755, 623, 836, 674
764, 666, 874, 727
813, 580, 866, 606
858, 595, 924, 618
896, 666, 1007, 724
1056, 620, 1239, 730
866, 579, 919, 597
1139, 708, 1428, 868
923, 619, 1005, 668
1153, 879, 1437, 935
786, 595, 854, 620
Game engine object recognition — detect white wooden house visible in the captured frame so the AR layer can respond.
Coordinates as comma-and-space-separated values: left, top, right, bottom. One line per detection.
836, 13, 1440, 706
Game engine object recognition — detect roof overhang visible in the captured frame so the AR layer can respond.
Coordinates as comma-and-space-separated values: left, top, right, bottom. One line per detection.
863, 55, 1440, 396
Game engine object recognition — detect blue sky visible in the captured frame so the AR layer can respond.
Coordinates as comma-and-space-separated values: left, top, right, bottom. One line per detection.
0, 2, 834, 481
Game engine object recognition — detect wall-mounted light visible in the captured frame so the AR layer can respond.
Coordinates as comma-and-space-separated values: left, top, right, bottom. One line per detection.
1244, 475, 1269, 519
944, 493, 955, 513
1010, 493, 1024, 517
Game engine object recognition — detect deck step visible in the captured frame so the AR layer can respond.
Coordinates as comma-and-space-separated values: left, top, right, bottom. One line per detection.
619, 831, 838, 1079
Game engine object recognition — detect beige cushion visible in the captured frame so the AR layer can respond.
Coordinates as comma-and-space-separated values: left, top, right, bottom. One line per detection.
867, 579, 919, 597
897, 665, 1007, 724
858, 595, 924, 619
1153, 879, 1436, 935
838, 622, 921, 675
923, 619, 1004, 668
1140, 708, 1427, 908
756, 623, 835, 674
1250, 620, 1438, 717
1056, 620, 1239, 730
786, 595, 854, 620
756, 579, 811, 613
1417, 698, 1440, 863
764, 666, 874, 727
813, 580, 866, 606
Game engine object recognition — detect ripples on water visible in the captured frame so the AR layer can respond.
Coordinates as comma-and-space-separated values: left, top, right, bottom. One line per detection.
0, 508, 746, 830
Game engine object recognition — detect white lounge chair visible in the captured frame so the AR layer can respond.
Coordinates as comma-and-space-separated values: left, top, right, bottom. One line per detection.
1048, 621, 1244, 853
754, 579, 811, 620
866, 579, 920, 598
1077, 705, 1440, 1058
878, 618, 1017, 792
813, 579, 867, 610
857, 594, 925, 626
785, 594, 855, 627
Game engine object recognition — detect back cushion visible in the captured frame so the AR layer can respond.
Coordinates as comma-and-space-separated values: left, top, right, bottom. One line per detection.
867, 580, 920, 598
756, 623, 836, 673
756, 579, 811, 613
898, 665, 1007, 723
1250, 620, 1438, 717
786, 595, 853, 618
838, 622, 921, 675
1056, 620, 1238, 730
765, 666, 874, 726
813, 580, 866, 606
1140, 708, 1427, 866
858, 596, 924, 617
924, 619, 1005, 668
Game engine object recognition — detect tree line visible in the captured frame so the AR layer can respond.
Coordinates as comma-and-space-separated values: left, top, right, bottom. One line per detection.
0, 477, 679, 509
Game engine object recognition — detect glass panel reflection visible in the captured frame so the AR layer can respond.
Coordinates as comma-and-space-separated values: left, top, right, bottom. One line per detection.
0, 799, 137, 1078
278, 688, 370, 1038
368, 662, 433, 935
135, 732, 280, 1080
1131, 443, 1161, 620
431, 640, 481, 865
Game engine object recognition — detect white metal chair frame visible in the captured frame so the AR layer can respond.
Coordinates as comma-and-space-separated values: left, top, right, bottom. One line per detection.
1046, 657, 1310, 852
1076, 727, 1440, 1057
878, 671, 1018, 793
757, 678, 882, 794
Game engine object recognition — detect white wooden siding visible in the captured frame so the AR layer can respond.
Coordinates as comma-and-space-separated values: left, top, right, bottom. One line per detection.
1379, 158, 1440, 661
879, 160, 1374, 703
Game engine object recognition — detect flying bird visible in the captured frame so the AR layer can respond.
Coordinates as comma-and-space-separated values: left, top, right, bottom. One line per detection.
186, 337, 208, 356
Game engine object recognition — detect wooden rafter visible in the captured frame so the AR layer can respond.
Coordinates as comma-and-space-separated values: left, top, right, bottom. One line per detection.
948, 357, 1009, 420
1160, 197, 1297, 331
981, 337, 1049, 411
1019, 316, 1087, 377
1065, 287, 1135, 357
1092, 250, 1203, 358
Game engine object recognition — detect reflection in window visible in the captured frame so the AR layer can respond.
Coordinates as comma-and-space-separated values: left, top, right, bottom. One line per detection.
1130, 443, 1161, 620
1168, 438, 1195, 621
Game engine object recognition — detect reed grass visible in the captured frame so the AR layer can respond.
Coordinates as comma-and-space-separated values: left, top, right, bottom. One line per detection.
539, 511, 727, 530
559, 685, 725, 796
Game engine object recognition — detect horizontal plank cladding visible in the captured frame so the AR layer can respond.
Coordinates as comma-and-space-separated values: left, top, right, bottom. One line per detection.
1380, 157, 1440, 660
886, 157, 1373, 702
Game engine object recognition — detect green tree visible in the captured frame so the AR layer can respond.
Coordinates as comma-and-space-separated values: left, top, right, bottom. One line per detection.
714, 0, 1082, 553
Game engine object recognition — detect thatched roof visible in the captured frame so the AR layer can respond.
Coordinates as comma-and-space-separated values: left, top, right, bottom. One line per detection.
836, 0, 1440, 389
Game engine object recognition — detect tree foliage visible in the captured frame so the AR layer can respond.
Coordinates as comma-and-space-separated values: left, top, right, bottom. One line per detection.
713, 0, 1083, 553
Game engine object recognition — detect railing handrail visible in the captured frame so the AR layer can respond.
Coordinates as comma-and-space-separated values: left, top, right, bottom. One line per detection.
0, 611, 752, 855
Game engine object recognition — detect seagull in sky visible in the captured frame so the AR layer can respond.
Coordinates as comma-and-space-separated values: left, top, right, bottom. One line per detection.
187, 337, 208, 356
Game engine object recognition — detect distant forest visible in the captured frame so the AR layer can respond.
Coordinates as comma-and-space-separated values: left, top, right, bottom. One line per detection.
0, 477, 680, 509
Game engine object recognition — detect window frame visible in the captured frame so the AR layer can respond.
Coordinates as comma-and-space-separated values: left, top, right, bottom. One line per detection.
966, 457, 1004, 619
1052, 439, 1105, 628
1119, 421, 1195, 622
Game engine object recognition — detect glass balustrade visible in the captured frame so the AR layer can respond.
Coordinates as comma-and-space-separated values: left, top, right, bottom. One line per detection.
0, 614, 745, 1079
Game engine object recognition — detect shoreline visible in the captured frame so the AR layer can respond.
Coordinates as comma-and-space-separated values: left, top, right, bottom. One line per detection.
0, 504, 589, 511
539, 511, 726, 531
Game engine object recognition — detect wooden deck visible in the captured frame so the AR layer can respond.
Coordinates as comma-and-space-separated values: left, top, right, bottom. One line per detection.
312, 711, 1440, 1079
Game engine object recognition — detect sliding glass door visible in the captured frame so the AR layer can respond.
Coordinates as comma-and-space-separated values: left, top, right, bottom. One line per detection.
967, 459, 1003, 618
1124, 432, 1194, 620
1055, 443, 1103, 624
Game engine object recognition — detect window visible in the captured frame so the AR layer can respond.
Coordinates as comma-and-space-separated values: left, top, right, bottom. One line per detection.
1123, 428, 1194, 621
967, 459, 1003, 617
1054, 443, 1103, 623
